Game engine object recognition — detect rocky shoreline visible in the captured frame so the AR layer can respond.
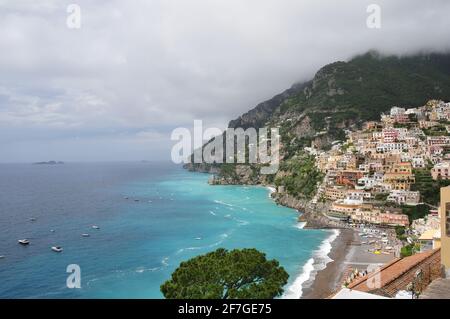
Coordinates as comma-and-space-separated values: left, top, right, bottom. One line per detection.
271, 193, 348, 229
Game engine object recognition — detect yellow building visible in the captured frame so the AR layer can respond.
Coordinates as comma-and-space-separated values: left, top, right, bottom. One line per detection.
439, 187, 450, 274
418, 229, 441, 252
383, 162, 415, 190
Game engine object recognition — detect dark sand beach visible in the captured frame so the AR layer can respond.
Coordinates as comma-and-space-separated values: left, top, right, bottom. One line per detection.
301, 228, 396, 299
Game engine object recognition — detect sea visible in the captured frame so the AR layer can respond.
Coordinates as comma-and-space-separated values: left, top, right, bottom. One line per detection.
0, 162, 336, 298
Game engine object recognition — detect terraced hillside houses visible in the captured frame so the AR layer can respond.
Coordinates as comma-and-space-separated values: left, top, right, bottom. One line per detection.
310, 100, 450, 232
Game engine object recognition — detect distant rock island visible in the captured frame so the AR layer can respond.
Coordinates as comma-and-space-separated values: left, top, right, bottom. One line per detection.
33, 161, 64, 165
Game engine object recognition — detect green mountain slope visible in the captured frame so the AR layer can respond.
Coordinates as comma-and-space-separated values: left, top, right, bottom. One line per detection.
187, 50, 450, 198
230, 51, 450, 131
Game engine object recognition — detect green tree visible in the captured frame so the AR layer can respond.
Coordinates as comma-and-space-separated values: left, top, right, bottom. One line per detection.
160, 248, 289, 299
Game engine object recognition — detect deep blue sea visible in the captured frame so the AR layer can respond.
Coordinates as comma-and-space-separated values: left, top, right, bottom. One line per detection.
0, 162, 332, 298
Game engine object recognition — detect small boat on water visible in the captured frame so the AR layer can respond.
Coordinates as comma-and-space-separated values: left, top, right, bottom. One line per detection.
195, 237, 202, 240
29, 218, 36, 222
92, 225, 100, 230
18, 239, 30, 245
51, 246, 63, 253
0, 256, 5, 259
81, 233, 90, 237
50, 229, 55, 233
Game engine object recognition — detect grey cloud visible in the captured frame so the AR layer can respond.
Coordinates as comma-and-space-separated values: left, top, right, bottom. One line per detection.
1, 0, 450, 161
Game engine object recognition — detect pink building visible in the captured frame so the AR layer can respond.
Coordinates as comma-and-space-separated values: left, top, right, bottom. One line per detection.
382, 128, 399, 143
380, 212, 409, 227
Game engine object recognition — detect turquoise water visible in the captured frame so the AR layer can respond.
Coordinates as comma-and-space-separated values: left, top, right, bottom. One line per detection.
0, 163, 329, 298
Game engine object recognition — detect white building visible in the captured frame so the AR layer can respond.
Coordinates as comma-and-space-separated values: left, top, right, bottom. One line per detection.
387, 190, 421, 206
376, 143, 408, 153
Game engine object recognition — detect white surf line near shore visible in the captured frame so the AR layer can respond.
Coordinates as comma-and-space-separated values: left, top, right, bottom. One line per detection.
282, 229, 340, 299
266, 186, 276, 198
295, 222, 307, 229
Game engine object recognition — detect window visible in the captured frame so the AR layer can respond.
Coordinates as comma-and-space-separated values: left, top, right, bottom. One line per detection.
446, 203, 450, 237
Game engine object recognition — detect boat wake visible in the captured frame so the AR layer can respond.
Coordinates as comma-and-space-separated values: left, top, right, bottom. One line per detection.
175, 231, 233, 255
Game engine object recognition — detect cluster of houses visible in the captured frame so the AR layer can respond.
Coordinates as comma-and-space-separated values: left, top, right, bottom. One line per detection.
308, 100, 450, 228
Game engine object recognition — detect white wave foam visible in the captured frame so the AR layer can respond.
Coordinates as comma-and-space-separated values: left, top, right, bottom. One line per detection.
267, 186, 276, 193
282, 258, 314, 299
161, 257, 170, 266
135, 266, 160, 273
294, 222, 306, 230
266, 186, 276, 198
282, 229, 340, 299
234, 218, 249, 226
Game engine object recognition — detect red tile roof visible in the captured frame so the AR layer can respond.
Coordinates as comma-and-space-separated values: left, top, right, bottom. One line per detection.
348, 249, 440, 292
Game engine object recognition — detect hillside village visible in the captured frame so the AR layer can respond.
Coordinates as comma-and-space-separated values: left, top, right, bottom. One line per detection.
300, 100, 450, 256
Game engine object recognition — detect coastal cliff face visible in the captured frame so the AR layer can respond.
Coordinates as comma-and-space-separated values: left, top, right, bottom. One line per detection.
183, 163, 220, 174
186, 51, 450, 228
272, 193, 347, 229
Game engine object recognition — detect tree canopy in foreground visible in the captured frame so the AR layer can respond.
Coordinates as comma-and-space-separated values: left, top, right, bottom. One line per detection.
160, 248, 289, 299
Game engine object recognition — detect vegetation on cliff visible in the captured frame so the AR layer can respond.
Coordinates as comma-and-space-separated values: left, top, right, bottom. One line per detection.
274, 154, 323, 199
190, 51, 450, 200
412, 168, 450, 206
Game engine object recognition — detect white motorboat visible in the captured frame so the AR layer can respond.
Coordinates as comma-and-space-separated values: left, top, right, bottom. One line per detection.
82, 233, 90, 237
51, 246, 63, 253
18, 239, 30, 245
92, 225, 100, 230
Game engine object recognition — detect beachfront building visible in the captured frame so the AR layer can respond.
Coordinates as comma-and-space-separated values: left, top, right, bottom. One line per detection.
330, 199, 366, 215
350, 208, 381, 224
379, 211, 410, 227
349, 207, 409, 227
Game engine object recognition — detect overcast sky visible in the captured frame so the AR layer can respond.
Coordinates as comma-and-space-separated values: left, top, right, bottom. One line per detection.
1, 0, 450, 162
